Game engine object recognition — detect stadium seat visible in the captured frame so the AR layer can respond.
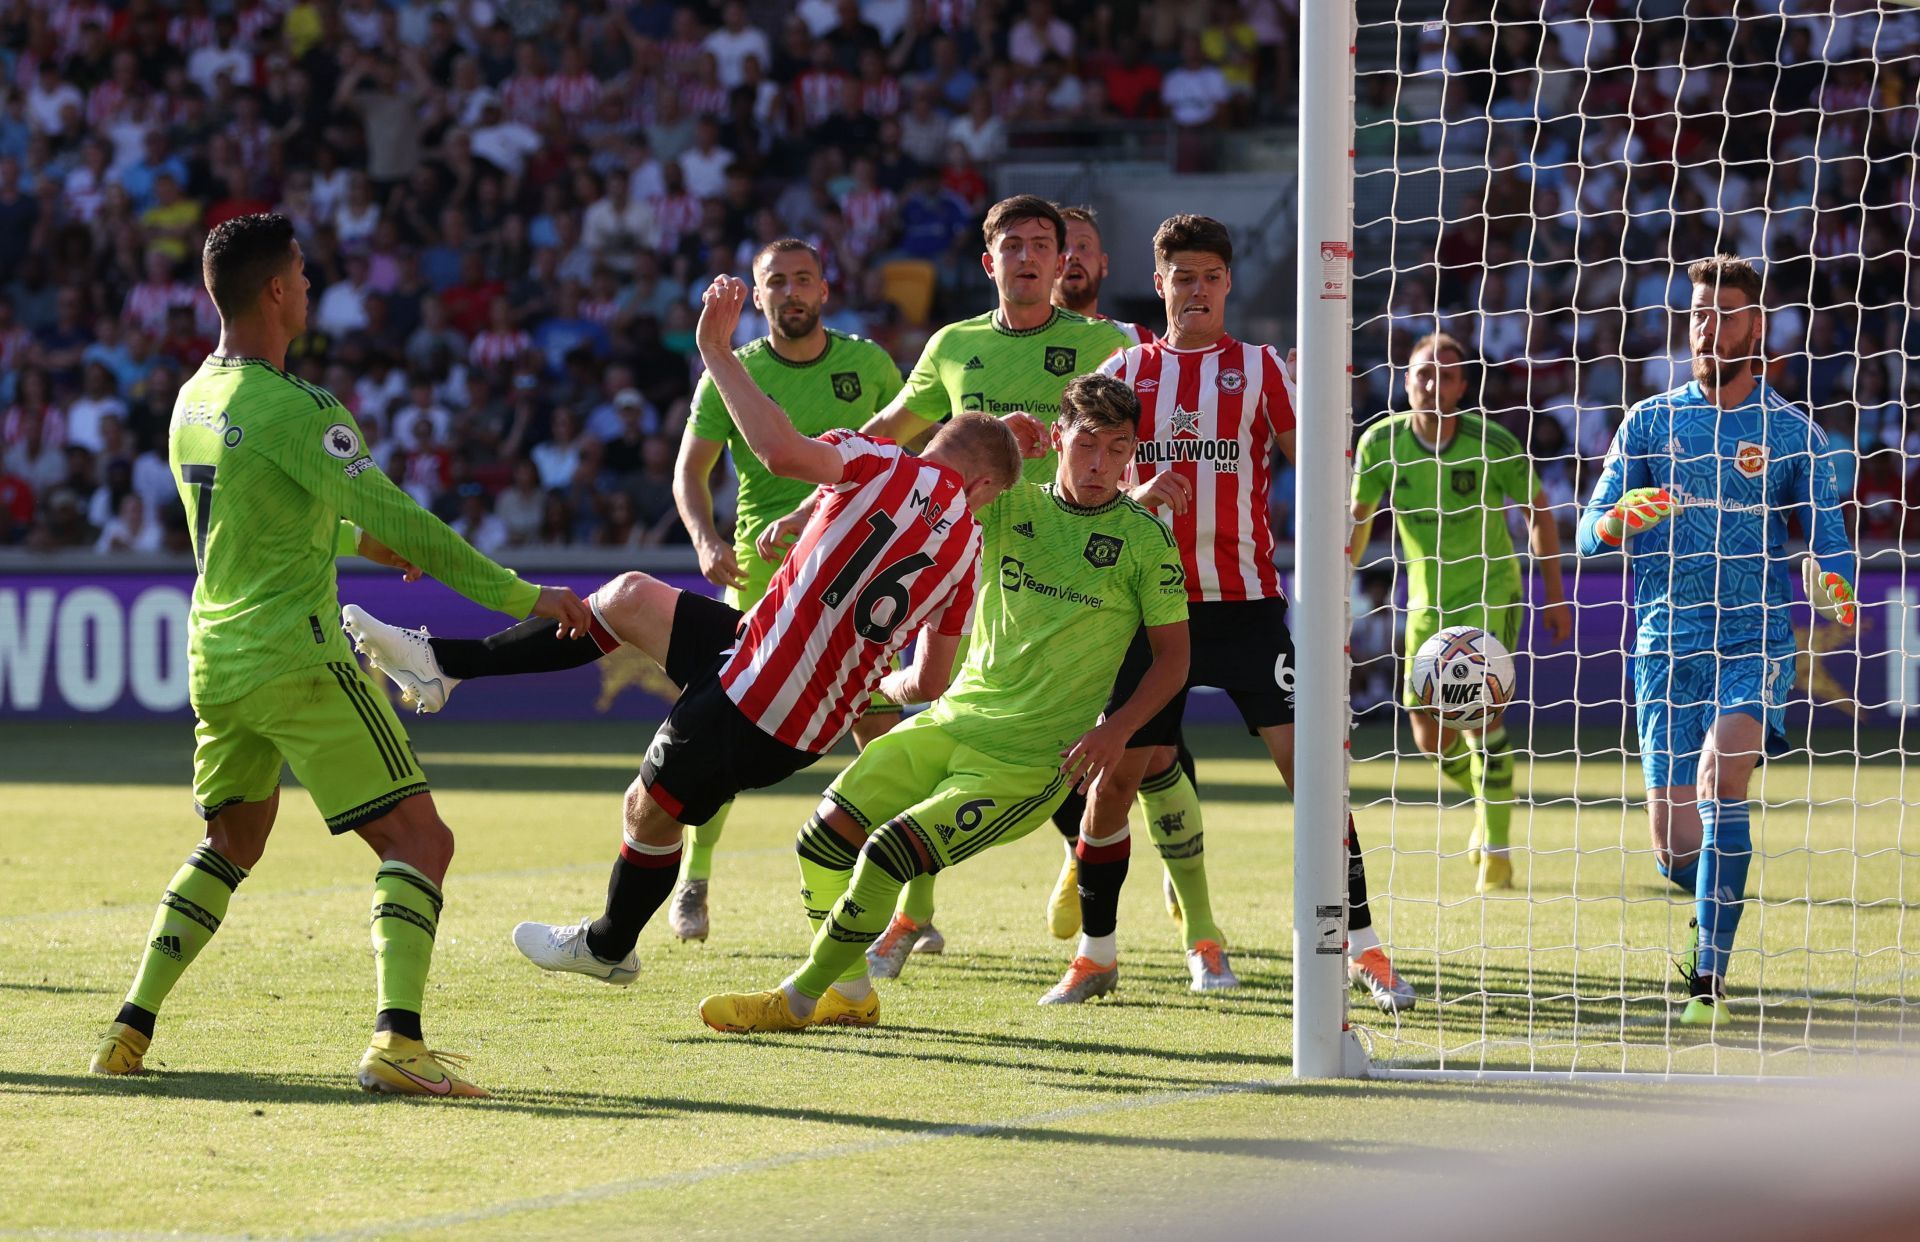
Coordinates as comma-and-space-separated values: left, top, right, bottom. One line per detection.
879, 260, 938, 326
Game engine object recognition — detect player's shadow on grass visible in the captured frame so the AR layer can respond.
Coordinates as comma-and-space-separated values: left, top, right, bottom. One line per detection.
0, 980, 118, 995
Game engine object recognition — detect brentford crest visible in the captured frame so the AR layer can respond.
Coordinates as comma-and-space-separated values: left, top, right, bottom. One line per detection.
1217, 368, 1246, 394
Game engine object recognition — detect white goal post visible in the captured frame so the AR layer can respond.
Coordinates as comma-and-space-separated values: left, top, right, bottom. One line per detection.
1295, 0, 1920, 1082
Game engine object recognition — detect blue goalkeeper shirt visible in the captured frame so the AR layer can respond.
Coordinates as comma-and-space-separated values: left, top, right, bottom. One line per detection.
1577, 379, 1854, 659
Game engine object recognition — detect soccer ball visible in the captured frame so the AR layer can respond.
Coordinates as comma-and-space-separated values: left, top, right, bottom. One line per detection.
1409, 626, 1516, 731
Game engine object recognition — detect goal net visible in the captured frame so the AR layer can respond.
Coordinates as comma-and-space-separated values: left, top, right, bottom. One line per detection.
1336, 0, 1920, 1078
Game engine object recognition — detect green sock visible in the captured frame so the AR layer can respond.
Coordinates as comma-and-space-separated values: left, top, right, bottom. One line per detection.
899, 874, 936, 924
1141, 764, 1223, 947
682, 801, 728, 882
1471, 726, 1515, 852
124, 843, 249, 1018
793, 850, 905, 998
796, 814, 858, 937
370, 861, 443, 1020
1434, 733, 1474, 795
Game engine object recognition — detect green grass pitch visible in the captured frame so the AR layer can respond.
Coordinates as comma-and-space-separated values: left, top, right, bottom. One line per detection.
3, 718, 1912, 1236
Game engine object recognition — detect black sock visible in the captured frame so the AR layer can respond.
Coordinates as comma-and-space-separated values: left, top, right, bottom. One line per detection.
373, 1007, 424, 1040
114, 1002, 157, 1040
1050, 786, 1086, 841
430, 617, 614, 680
1346, 817, 1372, 932
585, 841, 682, 960
1075, 836, 1131, 938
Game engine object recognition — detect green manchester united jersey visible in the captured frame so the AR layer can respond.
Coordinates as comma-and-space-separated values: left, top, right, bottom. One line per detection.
896, 308, 1128, 483
171, 355, 539, 706
690, 329, 903, 548
930, 482, 1187, 765
1351, 409, 1540, 615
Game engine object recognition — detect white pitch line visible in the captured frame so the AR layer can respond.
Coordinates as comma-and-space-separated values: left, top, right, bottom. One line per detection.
308, 1076, 1300, 1241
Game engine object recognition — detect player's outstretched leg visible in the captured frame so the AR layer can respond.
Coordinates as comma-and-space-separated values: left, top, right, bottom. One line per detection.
92, 803, 267, 1075
354, 794, 488, 1098
513, 774, 683, 986
1470, 724, 1516, 892
702, 819, 914, 1033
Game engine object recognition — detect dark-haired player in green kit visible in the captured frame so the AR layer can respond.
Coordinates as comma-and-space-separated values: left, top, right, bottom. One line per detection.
699, 371, 1188, 1032
88, 213, 590, 1096
667, 238, 905, 941
852, 194, 1128, 965
1350, 331, 1571, 893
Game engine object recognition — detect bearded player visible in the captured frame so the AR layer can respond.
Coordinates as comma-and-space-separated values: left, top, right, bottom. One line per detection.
1578, 255, 1855, 1026
666, 239, 906, 941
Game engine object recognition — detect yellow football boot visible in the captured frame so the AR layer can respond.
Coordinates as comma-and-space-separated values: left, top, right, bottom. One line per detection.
1477, 852, 1514, 893
699, 988, 811, 1033
90, 1022, 150, 1075
356, 1032, 489, 1098
814, 985, 880, 1027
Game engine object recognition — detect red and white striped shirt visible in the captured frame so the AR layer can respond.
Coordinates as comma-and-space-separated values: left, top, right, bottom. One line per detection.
545, 71, 600, 119
720, 432, 982, 752
124, 279, 200, 335
795, 70, 847, 128
652, 191, 702, 252
468, 329, 533, 371
499, 72, 549, 125
842, 186, 895, 257
1101, 316, 1157, 347
1102, 335, 1295, 603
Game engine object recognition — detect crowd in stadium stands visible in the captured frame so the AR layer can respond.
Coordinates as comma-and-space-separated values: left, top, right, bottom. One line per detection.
1355, 1, 1920, 546
0, 0, 1301, 553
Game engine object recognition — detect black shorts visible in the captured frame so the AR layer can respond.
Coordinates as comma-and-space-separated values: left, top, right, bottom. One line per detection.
1107, 596, 1296, 748
638, 590, 818, 826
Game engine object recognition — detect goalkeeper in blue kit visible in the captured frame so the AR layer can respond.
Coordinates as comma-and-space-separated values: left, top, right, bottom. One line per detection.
1578, 256, 1856, 1026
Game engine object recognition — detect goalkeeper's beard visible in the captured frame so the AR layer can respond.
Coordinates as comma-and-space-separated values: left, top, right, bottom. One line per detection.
1691, 333, 1760, 389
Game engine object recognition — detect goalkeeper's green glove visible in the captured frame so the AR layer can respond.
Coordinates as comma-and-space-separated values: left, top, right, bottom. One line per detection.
1593, 486, 1675, 547
1802, 558, 1858, 627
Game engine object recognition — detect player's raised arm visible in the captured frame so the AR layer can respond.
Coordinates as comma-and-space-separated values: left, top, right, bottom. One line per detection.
695, 275, 845, 486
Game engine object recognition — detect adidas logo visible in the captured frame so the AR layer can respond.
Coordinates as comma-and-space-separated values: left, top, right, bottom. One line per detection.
1013, 521, 1035, 538
963, 355, 984, 371
150, 934, 183, 961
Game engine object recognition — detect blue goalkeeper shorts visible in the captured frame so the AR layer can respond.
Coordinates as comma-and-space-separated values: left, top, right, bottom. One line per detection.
1631, 649, 1794, 790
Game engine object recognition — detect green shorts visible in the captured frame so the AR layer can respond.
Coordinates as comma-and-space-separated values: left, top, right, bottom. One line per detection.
1402, 599, 1524, 709
823, 713, 1068, 871
727, 536, 902, 719
192, 661, 428, 834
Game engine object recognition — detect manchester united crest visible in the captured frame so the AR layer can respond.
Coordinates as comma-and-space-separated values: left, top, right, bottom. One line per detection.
1084, 532, 1124, 568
